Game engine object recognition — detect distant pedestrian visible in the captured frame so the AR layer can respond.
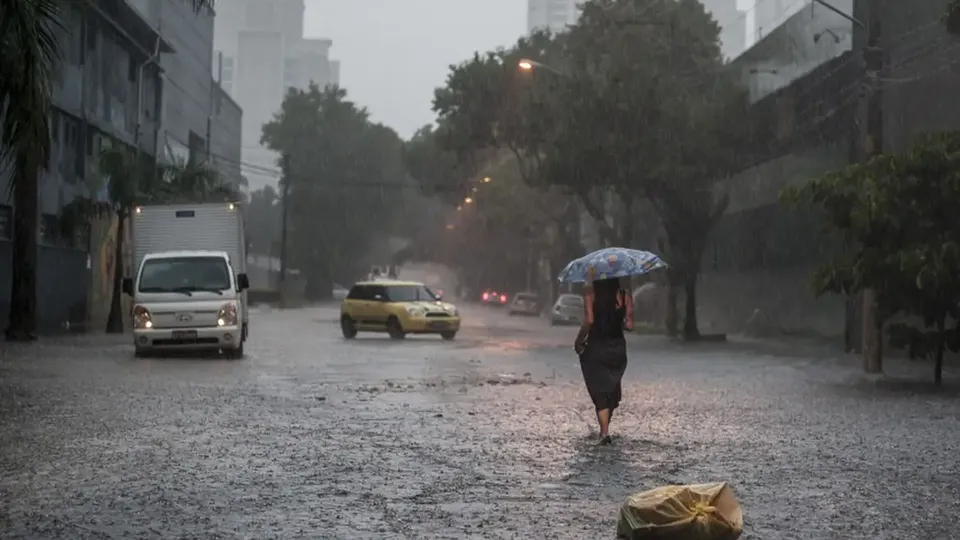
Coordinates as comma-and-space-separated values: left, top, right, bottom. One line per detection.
574, 267, 633, 445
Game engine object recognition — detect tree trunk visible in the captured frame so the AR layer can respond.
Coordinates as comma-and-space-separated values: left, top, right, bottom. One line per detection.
105, 211, 126, 333
861, 288, 882, 373
665, 268, 679, 337
682, 267, 700, 340
934, 315, 946, 385
6, 164, 39, 341
304, 259, 332, 301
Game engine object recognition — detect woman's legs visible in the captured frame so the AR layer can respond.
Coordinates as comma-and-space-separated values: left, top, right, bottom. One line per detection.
596, 408, 611, 437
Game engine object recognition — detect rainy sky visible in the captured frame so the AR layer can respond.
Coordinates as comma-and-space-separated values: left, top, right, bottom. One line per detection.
303, 0, 761, 139
304, 0, 525, 138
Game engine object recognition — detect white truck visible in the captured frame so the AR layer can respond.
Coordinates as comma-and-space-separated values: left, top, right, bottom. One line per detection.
122, 202, 250, 358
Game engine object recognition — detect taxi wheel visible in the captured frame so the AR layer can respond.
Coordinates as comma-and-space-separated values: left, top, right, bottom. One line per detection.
341, 315, 358, 339
387, 317, 406, 340
440, 331, 457, 341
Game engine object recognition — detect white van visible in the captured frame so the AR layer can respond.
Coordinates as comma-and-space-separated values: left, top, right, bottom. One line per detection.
123, 204, 249, 358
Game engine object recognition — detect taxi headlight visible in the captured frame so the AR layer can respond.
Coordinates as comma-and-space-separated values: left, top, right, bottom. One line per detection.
405, 306, 426, 316
218, 301, 238, 326
133, 305, 152, 329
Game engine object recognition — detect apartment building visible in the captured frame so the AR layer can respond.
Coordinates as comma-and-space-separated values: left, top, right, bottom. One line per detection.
213, 0, 340, 191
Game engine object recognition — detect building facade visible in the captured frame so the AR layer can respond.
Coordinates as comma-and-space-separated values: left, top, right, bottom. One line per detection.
697, 0, 960, 342
527, 0, 581, 34
701, 0, 748, 61
0, 0, 168, 332
0, 0, 243, 333
213, 0, 340, 192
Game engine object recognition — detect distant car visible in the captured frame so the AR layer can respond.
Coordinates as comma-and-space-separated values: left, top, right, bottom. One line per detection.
550, 294, 584, 325
332, 283, 349, 301
481, 289, 508, 306
340, 280, 461, 340
509, 292, 540, 316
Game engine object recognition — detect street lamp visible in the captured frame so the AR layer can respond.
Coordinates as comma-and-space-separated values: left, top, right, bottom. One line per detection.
464, 197, 474, 204
482, 176, 491, 183
456, 205, 463, 211
517, 58, 566, 76
446, 224, 455, 230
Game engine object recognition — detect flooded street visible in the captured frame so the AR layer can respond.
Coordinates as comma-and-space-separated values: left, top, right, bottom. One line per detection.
2, 305, 959, 539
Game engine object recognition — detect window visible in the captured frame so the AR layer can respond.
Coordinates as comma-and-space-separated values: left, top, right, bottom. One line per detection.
383, 285, 438, 302
347, 285, 372, 300
221, 55, 234, 85
0, 206, 11, 240
138, 256, 232, 293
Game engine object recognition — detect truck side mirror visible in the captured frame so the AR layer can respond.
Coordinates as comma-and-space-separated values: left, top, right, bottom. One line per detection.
122, 277, 133, 296
237, 273, 250, 291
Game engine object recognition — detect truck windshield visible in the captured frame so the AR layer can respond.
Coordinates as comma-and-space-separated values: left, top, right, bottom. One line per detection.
138, 256, 232, 293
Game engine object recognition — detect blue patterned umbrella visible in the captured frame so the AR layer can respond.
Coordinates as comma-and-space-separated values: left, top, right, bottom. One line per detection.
557, 247, 667, 283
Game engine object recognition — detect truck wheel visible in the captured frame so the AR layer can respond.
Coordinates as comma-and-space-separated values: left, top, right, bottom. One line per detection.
440, 331, 457, 341
341, 315, 358, 339
387, 317, 406, 340
228, 343, 244, 359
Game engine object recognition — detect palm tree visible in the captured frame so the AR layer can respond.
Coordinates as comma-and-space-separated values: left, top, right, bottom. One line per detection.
0, 0, 61, 340
0, 0, 214, 340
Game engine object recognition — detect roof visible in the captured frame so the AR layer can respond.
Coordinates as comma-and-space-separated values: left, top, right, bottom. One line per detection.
143, 250, 229, 260
354, 280, 425, 287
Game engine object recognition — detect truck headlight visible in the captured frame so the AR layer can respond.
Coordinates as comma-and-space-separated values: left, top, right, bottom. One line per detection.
218, 301, 238, 326
133, 305, 152, 329
405, 306, 425, 316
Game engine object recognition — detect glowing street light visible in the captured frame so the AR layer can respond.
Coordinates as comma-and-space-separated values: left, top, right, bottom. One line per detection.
482, 176, 491, 183
446, 224, 455, 230
471, 186, 478, 192
456, 205, 462, 211
517, 58, 565, 76
464, 197, 474, 204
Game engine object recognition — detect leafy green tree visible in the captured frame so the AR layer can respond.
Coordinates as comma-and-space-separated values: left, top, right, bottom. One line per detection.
245, 186, 280, 256
429, 0, 748, 339
784, 130, 960, 383
1, 0, 214, 340
261, 84, 405, 299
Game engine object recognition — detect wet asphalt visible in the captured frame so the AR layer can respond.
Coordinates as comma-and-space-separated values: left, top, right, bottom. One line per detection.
1, 304, 959, 539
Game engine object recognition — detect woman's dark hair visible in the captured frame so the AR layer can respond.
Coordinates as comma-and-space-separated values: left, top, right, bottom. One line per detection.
592, 278, 624, 329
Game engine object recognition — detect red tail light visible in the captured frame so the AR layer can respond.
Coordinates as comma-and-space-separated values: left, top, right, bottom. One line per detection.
482, 292, 489, 300
500, 294, 507, 303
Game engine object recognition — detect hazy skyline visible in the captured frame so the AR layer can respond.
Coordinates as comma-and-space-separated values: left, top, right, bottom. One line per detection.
304, 0, 526, 139
302, 0, 764, 140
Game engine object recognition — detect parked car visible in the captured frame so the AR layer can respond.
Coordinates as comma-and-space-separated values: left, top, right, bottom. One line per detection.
508, 292, 540, 316
332, 283, 349, 301
481, 289, 508, 306
550, 294, 584, 325
340, 280, 461, 340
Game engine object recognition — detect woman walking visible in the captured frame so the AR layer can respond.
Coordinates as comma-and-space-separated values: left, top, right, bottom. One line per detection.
574, 268, 633, 445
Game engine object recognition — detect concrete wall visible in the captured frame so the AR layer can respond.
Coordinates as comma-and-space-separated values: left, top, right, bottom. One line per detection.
731, 0, 853, 103
870, 0, 960, 152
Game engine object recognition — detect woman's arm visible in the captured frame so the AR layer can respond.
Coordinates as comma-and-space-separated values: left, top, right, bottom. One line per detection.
623, 291, 634, 330
574, 268, 595, 353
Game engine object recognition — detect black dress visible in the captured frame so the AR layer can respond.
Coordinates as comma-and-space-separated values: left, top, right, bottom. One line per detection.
579, 289, 628, 412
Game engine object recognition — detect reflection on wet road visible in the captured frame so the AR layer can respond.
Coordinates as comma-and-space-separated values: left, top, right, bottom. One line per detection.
2, 304, 959, 538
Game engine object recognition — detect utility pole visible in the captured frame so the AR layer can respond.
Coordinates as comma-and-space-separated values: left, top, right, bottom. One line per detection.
278, 153, 290, 301
860, 0, 883, 373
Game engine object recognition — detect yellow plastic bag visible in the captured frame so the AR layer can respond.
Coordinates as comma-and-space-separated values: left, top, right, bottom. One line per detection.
616, 482, 744, 540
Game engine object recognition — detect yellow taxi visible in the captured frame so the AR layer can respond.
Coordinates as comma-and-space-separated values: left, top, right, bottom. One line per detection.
340, 280, 461, 340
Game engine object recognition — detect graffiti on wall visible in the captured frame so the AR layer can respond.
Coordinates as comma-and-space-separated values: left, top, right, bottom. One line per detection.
87, 215, 118, 330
